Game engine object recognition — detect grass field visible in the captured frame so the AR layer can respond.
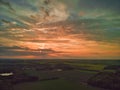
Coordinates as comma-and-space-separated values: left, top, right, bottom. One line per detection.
14, 79, 105, 90
14, 68, 104, 90
65, 63, 106, 71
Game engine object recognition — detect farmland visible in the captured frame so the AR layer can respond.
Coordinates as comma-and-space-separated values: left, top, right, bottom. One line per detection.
0, 59, 120, 90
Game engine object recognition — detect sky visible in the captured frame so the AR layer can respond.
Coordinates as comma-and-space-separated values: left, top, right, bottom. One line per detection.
0, 0, 120, 59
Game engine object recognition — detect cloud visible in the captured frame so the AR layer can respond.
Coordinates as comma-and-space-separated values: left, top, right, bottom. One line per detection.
0, 46, 25, 56
0, 0, 120, 59
0, 46, 24, 51
0, 0, 15, 11
30, 0, 69, 23
0, 45, 63, 58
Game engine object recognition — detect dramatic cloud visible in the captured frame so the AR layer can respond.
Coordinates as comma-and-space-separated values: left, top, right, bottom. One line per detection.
0, 0, 120, 59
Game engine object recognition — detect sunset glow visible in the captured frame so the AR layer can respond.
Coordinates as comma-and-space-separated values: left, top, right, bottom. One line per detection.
0, 0, 120, 59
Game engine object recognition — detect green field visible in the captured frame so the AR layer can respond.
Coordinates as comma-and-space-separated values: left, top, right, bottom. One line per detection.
14, 79, 105, 90
0, 60, 120, 90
